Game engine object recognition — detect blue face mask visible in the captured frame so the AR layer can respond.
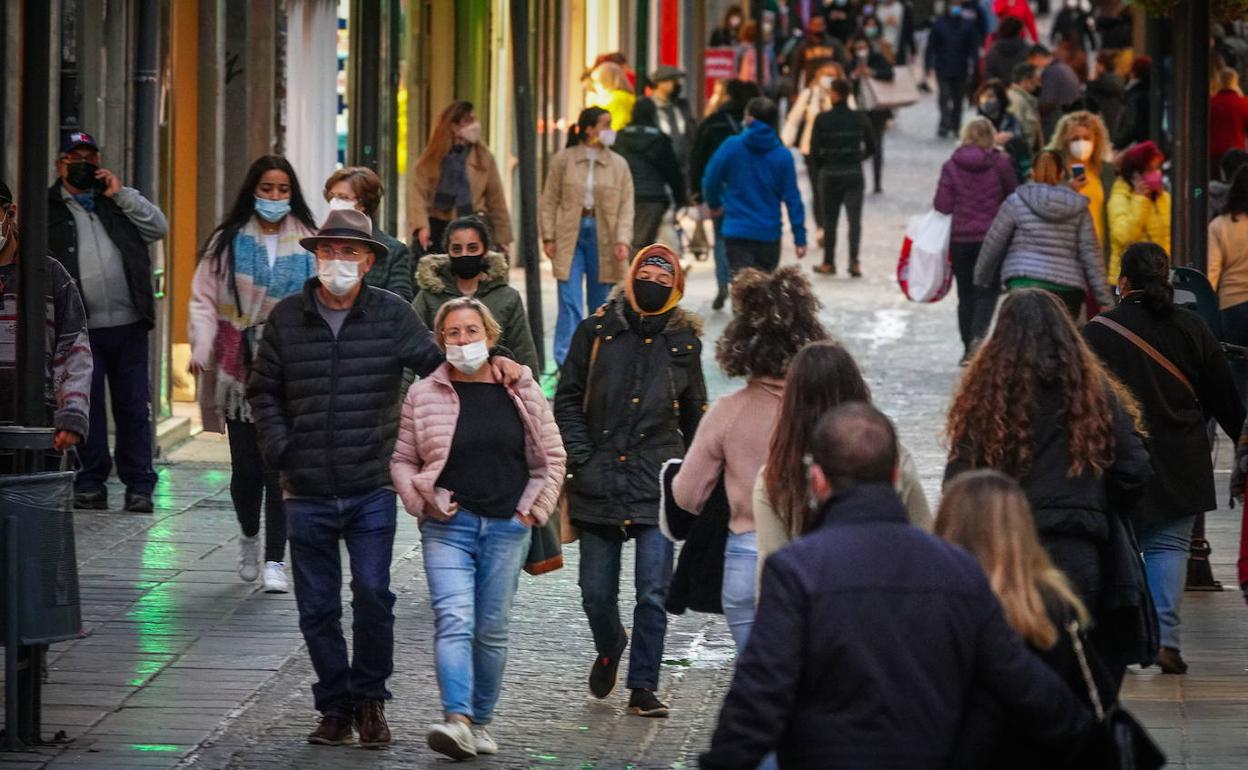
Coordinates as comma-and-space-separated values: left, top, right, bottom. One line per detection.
254, 196, 292, 223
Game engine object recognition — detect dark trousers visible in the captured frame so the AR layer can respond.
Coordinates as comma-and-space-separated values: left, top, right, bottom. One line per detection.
1224, 300, 1248, 411
803, 155, 824, 229
225, 419, 286, 563
868, 110, 889, 191
950, 241, 997, 349
937, 75, 968, 134
724, 237, 782, 275
286, 488, 397, 716
577, 523, 674, 691
77, 322, 156, 494
819, 171, 865, 268
632, 200, 669, 250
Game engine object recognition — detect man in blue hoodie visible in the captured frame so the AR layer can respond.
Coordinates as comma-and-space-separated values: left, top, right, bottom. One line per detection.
701, 97, 806, 275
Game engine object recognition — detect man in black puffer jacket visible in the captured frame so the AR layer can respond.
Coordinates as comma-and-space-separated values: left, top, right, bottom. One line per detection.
247, 209, 519, 749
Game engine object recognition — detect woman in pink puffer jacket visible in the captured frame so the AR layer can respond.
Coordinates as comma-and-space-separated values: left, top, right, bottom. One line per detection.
389, 297, 565, 760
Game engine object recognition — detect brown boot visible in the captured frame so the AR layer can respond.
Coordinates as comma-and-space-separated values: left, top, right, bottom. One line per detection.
307, 713, 354, 745
849, 261, 863, 278
1156, 646, 1188, 674
355, 700, 393, 749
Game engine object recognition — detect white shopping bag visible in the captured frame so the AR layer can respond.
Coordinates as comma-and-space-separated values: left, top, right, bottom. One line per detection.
897, 210, 953, 303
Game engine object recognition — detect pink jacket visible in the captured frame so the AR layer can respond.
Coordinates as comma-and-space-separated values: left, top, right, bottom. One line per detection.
390, 363, 566, 524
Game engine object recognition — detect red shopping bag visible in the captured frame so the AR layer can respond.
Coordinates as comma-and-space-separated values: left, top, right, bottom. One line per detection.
897, 210, 953, 303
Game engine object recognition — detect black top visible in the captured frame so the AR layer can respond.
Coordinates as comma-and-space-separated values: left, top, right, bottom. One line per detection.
436, 381, 528, 519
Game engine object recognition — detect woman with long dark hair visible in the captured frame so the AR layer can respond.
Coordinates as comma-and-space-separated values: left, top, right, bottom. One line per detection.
1085, 243, 1243, 674
410, 101, 512, 258
754, 340, 930, 588
188, 155, 318, 593
945, 289, 1150, 648
670, 267, 827, 650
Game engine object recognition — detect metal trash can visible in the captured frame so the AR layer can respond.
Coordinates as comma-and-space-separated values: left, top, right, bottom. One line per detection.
0, 470, 81, 646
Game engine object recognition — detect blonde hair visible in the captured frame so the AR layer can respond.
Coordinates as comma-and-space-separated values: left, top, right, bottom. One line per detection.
1219, 67, 1240, 90
959, 117, 996, 150
1046, 110, 1112, 171
935, 470, 1090, 650
594, 62, 629, 92
432, 297, 502, 352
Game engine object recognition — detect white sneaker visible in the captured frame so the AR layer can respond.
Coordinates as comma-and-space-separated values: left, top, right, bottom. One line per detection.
262, 561, 289, 593
237, 535, 260, 582
427, 720, 477, 760
473, 725, 498, 755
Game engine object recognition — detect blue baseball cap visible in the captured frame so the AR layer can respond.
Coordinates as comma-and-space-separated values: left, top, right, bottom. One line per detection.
61, 131, 100, 154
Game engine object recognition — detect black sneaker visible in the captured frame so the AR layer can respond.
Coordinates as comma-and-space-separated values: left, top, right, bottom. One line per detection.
124, 490, 154, 513
627, 688, 670, 718
589, 632, 628, 699
74, 487, 109, 510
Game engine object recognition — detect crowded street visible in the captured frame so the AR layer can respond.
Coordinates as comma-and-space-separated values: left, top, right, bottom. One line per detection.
1, 85, 1246, 768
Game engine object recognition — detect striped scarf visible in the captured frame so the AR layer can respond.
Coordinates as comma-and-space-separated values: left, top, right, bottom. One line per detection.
212, 217, 315, 422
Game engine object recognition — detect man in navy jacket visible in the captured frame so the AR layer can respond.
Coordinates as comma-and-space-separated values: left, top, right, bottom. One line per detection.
701, 403, 1093, 769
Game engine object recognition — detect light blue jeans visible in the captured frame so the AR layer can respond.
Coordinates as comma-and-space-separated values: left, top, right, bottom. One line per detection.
421, 509, 532, 724
554, 217, 613, 366
1137, 515, 1197, 650
722, 531, 759, 650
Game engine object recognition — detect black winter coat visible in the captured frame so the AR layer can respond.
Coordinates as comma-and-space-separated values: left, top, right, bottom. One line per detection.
247, 280, 445, 498
809, 103, 876, 175
614, 125, 687, 204
689, 105, 744, 199
700, 484, 1094, 770
46, 184, 156, 328
1084, 299, 1245, 527
554, 295, 707, 527
946, 382, 1151, 543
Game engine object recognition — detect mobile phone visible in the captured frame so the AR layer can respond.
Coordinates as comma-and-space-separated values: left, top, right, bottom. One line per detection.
1072, 162, 1086, 179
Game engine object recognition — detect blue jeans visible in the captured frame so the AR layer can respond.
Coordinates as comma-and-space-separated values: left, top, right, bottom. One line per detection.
421, 510, 531, 724
286, 488, 398, 716
712, 215, 730, 291
577, 524, 674, 691
77, 322, 157, 494
554, 217, 613, 366
722, 531, 759, 650
1137, 515, 1197, 650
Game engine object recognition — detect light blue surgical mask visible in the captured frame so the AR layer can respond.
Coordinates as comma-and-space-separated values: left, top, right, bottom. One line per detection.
254, 196, 291, 223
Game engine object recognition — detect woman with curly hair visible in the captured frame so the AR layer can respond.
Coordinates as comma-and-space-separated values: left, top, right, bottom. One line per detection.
753, 339, 931, 591
671, 266, 827, 650
944, 289, 1150, 618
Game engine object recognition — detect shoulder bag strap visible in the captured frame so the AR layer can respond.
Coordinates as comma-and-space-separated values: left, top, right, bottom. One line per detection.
1090, 315, 1196, 399
1068, 620, 1106, 723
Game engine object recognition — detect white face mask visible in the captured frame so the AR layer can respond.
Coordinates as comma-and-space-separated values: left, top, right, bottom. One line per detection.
327, 197, 358, 211
445, 340, 490, 375
1069, 139, 1094, 161
819, 75, 834, 89
317, 259, 361, 297
599, 128, 617, 148
457, 121, 482, 144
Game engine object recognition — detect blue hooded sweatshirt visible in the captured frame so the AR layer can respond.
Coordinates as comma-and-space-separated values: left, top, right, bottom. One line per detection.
701, 120, 806, 246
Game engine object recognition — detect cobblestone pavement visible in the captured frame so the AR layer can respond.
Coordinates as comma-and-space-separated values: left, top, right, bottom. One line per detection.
4, 91, 1248, 770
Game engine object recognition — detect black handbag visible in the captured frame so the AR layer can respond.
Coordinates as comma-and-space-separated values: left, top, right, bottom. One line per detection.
1069, 621, 1166, 770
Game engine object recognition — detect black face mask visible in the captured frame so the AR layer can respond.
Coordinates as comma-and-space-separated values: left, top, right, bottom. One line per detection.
632, 278, 672, 313
670, 82, 683, 99
450, 255, 485, 279
66, 161, 101, 192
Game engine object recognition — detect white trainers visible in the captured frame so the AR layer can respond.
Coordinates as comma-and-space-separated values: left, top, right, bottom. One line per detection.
237, 535, 260, 582
262, 561, 289, 593
473, 725, 498, 755
427, 720, 477, 760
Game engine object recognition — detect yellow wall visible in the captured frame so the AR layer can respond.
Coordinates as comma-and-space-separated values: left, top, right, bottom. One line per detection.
169, 0, 199, 400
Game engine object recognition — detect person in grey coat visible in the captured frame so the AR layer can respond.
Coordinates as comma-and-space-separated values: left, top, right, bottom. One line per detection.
974, 150, 1112, 326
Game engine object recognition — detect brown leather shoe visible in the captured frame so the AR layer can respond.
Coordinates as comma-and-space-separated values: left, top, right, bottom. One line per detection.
355, 700, 392, 749
1157, 646, 1188, 674
307, 713, 354, 745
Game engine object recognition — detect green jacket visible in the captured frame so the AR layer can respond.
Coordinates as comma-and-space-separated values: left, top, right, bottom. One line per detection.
364, 227, 415, 301
412, 252, 541, 374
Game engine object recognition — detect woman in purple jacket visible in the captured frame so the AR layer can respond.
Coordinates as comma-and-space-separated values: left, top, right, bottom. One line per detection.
933, 117, 1019, 364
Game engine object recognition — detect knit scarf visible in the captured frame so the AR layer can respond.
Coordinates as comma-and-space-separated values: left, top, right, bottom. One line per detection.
432, 144, 474, 216
212, 217, 315, 422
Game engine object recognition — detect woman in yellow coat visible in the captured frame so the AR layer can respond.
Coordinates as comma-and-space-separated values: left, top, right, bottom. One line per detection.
586, 62, 636, 131
1108, 140, 1170, 283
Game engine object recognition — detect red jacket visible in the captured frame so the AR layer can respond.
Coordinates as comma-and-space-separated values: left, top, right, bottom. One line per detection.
1210, 89, 1248, 162
993, 0, 1038, 42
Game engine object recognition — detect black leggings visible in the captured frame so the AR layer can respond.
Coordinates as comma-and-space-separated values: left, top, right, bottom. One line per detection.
226, 419, 286, 563
867, 110, 889, 192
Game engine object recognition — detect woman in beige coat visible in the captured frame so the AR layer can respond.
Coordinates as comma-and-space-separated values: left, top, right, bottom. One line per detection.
752, 341, 932, 592
410, 101, 513, 258
540, 106, 635, 367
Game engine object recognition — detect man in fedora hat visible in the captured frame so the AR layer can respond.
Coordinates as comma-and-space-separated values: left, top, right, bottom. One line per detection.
247, 208, 523, 749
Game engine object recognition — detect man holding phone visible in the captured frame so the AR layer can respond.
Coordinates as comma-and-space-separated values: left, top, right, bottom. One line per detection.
47, 130, 168, 513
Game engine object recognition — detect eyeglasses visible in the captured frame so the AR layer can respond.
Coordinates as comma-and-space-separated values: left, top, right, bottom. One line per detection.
448, 243, 485, 256
442, 325, 484, 343
315, 244, 364, 259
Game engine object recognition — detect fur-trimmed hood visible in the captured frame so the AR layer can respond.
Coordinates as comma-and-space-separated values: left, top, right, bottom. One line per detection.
415, 251, 510, 297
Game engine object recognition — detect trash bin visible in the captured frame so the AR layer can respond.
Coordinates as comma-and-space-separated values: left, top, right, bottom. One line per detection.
0, 470, 81, 646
